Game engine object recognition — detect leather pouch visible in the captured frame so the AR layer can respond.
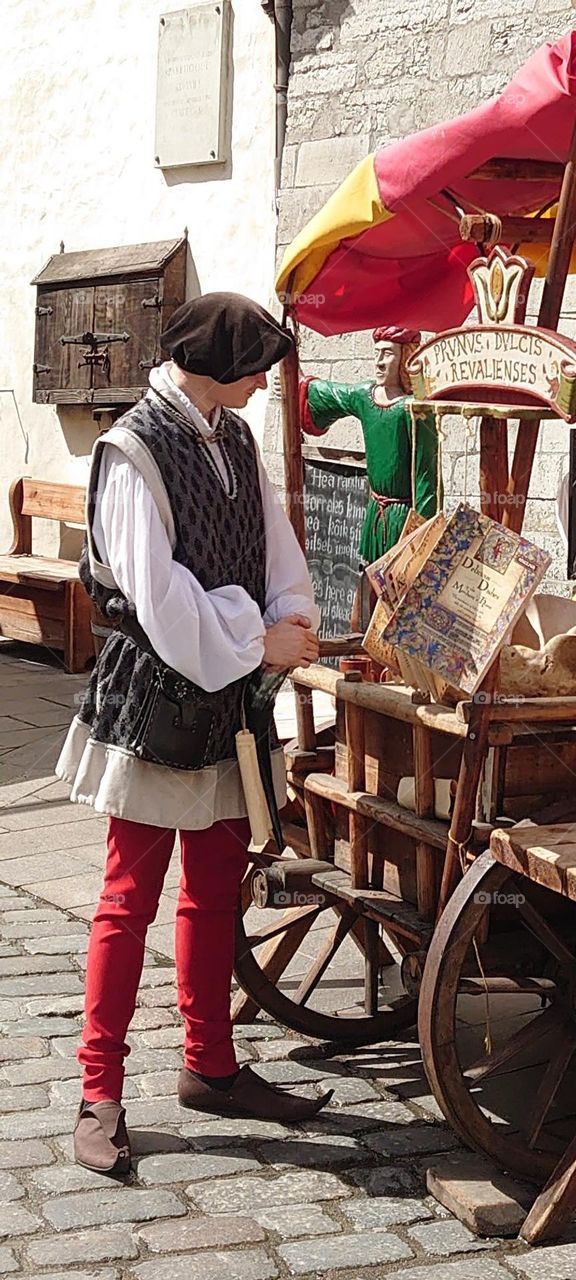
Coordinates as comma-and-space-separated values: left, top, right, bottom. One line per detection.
128, 663, 215, 770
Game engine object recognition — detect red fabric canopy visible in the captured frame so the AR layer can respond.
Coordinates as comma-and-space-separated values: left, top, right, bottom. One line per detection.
277, 31, 576, 335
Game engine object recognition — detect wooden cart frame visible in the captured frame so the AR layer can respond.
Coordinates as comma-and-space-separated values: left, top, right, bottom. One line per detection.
231, 117, 576, 1242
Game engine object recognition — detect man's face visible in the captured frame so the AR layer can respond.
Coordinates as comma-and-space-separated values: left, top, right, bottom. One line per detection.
374, 341, 402, 387
216, 371, 268, 408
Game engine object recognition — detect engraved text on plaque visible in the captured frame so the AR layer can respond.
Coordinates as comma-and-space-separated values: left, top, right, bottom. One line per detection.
155, 3, 231, 168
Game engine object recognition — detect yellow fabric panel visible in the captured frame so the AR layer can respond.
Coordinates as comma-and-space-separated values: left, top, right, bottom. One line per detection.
522, 242, 576, 277
275, 154, 391, 302
517, 203, 576, 277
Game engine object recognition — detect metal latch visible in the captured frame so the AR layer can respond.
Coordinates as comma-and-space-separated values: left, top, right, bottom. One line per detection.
59, 331, 130, 347
59, 331, 130, 379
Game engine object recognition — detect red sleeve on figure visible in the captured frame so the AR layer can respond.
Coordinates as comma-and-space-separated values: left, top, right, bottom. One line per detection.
299, 376, 324, 436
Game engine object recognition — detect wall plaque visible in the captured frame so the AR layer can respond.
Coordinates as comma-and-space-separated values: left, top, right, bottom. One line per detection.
155, 3, 231, 168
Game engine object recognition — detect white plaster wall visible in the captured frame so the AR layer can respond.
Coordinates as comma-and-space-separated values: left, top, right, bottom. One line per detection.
0, 0, 276, 553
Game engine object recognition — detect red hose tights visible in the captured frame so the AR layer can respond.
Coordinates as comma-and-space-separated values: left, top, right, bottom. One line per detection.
79, 815, 250, 1102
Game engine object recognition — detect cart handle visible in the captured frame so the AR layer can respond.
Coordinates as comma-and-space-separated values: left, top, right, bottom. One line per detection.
318, 633, 365, 659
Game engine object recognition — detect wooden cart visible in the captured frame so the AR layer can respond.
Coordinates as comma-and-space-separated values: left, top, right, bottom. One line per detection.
232, 64, 576, 1241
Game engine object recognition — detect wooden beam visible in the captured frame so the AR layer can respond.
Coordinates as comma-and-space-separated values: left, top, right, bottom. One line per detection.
459, 214, 554, 245
437, 660, 500, 919
504, 115, 576, 534
469, 158, 564, 184
456, 695, 576, 725
345, 675, 370, 890
280, 331, 306, 551
291, 663, 513, 743
305, 772, 448, 851
414, 723, 438, 920
521, 1128, 576, 1244
318, 633, 364, 659
479, 418, 509, 522
293, 681, 316, 751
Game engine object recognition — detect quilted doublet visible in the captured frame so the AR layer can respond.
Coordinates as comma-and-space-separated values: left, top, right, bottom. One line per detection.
78, 398, 268, 767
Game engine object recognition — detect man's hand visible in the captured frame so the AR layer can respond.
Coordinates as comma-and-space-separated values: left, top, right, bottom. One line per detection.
263, 614, 319, 671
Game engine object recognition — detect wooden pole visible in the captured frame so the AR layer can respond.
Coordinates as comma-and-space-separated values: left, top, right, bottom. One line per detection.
439, 126, 576, 915
460, 214, 555, 245
413, 724, 438, 920
345, 674, 369, 890
280, 330, 306, 551
520, 1125, 576, 1244
437, 416, 508, 918
479, 417, 508, 522
343, 673, 381, 1013
293, 680, 316, 752
504, 115, 576, 536
437, 661, 500, 918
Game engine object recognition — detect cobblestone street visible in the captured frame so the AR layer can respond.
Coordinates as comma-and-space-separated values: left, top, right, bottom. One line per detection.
0, 646, 573, 1279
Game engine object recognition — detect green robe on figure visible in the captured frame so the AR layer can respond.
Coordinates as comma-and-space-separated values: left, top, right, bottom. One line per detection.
301, 378, 441, 564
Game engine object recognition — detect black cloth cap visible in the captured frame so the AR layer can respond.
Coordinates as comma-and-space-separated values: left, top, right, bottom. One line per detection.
160, 292, 293, 383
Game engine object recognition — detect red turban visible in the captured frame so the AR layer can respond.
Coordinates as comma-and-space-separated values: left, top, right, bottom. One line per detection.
372, 325, 421, 346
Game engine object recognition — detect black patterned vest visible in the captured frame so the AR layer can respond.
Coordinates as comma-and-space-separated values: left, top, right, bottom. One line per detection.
78, 393, 267, 768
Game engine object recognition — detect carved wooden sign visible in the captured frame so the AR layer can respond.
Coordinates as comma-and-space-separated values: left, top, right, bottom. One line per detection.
407, 325, 576, 421
406, 245, 576, 422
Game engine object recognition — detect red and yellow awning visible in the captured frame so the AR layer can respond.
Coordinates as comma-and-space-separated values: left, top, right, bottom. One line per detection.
277, 30, 576, 335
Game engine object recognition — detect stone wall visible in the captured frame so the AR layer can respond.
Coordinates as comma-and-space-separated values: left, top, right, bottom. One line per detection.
264, 0, 575, 591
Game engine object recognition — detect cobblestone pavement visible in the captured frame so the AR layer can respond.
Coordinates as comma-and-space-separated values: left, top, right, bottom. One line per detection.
0, 646, 573, 1279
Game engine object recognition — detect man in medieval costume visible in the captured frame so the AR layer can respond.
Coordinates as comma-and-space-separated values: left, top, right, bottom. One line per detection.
300, 325, 441, 567
56, 293, 332, 1176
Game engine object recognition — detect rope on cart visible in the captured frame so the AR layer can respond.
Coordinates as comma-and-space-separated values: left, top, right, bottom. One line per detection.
428, 192, 503, 248
464, 213, 503, 248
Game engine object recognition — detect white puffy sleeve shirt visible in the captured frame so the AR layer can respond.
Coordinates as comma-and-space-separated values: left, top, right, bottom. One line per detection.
92, 439, 320, 693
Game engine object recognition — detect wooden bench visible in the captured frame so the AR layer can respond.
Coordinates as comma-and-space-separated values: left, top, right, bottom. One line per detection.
0, 478, 93, 673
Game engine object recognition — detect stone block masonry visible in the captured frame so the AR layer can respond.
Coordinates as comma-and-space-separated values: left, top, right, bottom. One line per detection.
264, 0, 574, 590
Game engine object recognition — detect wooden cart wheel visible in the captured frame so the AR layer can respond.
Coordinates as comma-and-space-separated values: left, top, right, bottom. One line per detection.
419, 850, 576, 1183
233, 897, 417, 1045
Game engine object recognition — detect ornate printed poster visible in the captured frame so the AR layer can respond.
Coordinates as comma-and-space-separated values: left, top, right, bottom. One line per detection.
380, 504, 551, 695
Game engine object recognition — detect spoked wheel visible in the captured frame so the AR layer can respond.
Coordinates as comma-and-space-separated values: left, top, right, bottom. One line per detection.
233, 890, 418, 1045
419, 850, 576, 1183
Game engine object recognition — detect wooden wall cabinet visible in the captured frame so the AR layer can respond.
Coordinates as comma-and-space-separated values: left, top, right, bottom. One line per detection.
31, 237, 187, 407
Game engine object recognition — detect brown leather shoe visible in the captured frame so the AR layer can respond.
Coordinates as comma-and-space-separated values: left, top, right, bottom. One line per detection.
178, 1065, 333, 1122
73, 1100, 131, 1175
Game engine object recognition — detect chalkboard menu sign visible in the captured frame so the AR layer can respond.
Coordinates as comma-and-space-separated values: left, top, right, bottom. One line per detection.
304, 456, 368, 637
